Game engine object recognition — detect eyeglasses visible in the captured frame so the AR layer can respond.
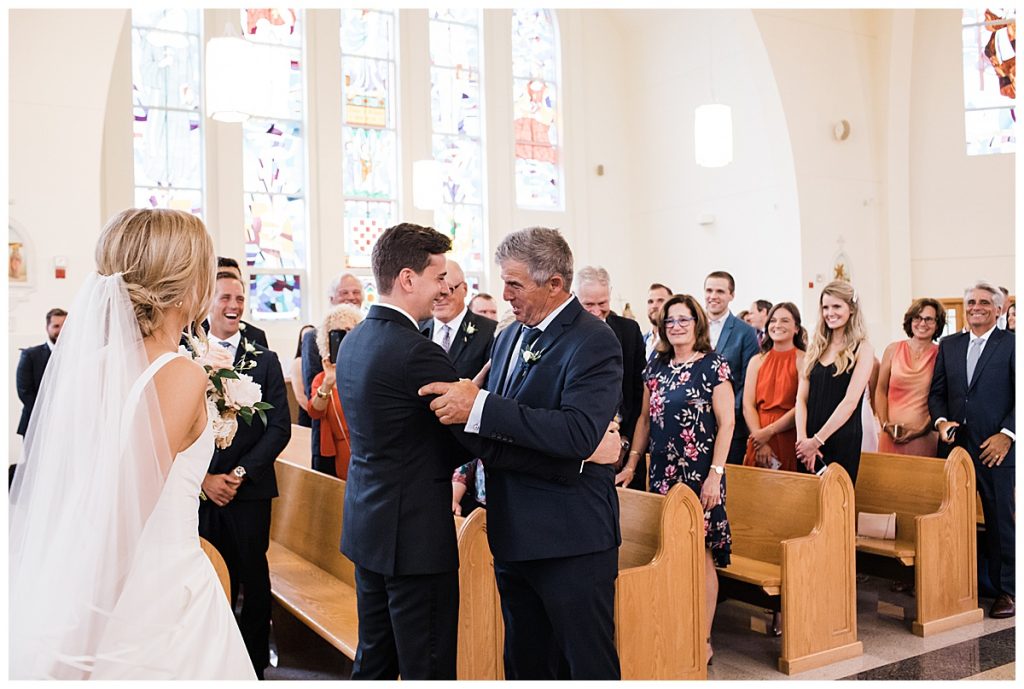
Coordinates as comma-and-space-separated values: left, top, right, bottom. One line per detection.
664, 316, 696, 329
911, 316, 937, 325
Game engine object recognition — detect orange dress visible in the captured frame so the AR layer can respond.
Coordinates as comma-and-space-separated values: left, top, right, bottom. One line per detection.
308, 371, 352, 479
877, 340, 939, 457
743, 348, 799, 472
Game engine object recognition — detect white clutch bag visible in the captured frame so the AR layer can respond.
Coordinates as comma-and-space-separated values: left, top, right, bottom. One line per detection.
857, 512, 896, 540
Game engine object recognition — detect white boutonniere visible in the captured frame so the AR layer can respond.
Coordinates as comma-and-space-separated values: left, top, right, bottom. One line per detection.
521, 342, 544, 365
464, 321, 478, 336
239, 321, 247, 331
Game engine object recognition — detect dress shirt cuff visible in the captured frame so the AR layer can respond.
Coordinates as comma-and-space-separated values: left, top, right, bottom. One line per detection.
934, 417, 948, 430
1000, 428, 1015, 441
465, 390, 489, 434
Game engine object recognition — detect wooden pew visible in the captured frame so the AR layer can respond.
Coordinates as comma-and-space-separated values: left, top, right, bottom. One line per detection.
717, 464, 862, 674
200, 537, 231, 603
279, 423, 311, 466
616, 484, 707, 680
855, 448, 983, 636
267, 457, 497, 679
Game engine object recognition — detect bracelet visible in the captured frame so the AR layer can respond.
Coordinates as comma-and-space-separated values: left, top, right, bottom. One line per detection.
316, 386, 331, 400
628, 450, 640, 456
813, 433, 825, 445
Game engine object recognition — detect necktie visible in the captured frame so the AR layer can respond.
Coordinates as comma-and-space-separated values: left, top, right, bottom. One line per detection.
441, 324, 452, 352
219, 340, 232, 349
966, 337, 983, 385
503, 326, 542, 395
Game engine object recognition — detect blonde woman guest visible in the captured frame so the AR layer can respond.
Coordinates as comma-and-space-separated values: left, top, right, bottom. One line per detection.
289, 324, 316, 428
624, 294, 734, 665
742, 303, 806, 472
875, 298, 943, 456
795, 281, 875, 484
308, 304, 363, 479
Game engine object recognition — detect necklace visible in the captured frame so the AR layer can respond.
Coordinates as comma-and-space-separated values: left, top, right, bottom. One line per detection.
670, 352, 700, 368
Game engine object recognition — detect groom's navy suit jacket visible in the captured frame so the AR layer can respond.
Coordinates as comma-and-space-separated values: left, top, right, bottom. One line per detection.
338, 306, 474, 576
477, 298, 623, 562
928, 327, 1015, 466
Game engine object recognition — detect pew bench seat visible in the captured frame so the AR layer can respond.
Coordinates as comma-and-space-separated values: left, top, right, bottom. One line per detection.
267, 541, 360, 660
855, 537, 915, 566
719, 554, 782, 595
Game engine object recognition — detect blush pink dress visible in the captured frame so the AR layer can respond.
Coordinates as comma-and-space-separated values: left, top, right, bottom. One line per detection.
877, 340, 939, 457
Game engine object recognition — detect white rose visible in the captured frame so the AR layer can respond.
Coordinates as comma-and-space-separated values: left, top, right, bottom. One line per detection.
198, 343, 234, 371
222, 374, 263, 409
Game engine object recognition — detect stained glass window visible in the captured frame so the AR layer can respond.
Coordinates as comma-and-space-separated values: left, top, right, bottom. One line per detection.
241, 8, 307, 320
341, 9, 399, 269
962, 9, 1016, 155
512, 9, 562, 209
430, 9, 486, 276
131, 9, 204, 216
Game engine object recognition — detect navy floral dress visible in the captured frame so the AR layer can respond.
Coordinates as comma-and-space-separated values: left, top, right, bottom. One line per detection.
645, 352, 733, 567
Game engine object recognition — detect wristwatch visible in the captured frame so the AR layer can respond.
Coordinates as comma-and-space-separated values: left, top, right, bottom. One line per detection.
710, 465, 724, 475
232, 466, 247, 481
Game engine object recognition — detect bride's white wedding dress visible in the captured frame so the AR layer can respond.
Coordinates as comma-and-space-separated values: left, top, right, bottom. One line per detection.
89, 353, 256, 679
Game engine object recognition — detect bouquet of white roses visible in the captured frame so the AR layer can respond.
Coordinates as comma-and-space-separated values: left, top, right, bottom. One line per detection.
181, 335, 273, 450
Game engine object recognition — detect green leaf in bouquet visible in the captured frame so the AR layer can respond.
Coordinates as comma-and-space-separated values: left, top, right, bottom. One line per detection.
219, 369, 240, 380
257, 410, 268, 427
239, 408, 254, 424
253, 402, 273, 410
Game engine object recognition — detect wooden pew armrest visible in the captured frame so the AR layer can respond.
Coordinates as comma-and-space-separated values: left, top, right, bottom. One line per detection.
267, 540, 360, 659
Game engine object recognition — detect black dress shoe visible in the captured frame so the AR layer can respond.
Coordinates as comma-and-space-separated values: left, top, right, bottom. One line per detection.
990, 593, 1015, 619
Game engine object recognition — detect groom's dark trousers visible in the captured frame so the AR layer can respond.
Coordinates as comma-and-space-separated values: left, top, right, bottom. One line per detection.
199, 340, 290, 679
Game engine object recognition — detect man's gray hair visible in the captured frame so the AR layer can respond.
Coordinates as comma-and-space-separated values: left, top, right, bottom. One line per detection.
964, 280, 1005, 309
328, 272, 360, 298
494, 227, 573, 292
575, 265, 611, 292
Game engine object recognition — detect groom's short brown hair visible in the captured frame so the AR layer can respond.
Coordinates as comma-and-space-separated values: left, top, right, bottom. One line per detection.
372, 223, 452, 295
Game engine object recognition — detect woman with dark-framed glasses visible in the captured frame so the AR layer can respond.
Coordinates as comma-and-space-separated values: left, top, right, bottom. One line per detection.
874, 297, 943, 456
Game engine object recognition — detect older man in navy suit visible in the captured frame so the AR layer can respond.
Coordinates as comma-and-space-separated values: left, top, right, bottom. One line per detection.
929, 280, 1015, 619
705, 271, 760, 464
422, 227, 624, 680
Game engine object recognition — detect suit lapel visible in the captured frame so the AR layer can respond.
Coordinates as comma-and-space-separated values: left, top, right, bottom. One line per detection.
233, 337, 247, 367
715, 313, 735, 353
968, 329, 1004, 391
420, 320, 434, 339
489, 324, 521, 394
446, 314, 471, 363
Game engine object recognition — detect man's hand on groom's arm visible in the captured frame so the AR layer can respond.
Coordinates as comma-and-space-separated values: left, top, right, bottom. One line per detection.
419, 379, 480, 425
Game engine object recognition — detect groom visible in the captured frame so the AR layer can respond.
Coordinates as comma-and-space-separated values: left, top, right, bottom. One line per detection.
198, 272, 291, 679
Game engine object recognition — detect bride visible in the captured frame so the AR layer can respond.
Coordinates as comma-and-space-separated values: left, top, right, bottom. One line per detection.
9, 209, 256, 679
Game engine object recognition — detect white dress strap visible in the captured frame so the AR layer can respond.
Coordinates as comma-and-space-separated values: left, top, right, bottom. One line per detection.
120, 352, 187, 443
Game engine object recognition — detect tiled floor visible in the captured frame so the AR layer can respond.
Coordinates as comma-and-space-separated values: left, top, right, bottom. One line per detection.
265, 574, 1015, 681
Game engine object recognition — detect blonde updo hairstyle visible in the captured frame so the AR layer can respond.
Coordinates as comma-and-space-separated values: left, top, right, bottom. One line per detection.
804, 280, 868, 378
317, 304, 365, 360
95, 208, 216, 342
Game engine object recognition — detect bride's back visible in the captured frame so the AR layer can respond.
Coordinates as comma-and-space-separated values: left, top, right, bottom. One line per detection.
97, 209, 217, 456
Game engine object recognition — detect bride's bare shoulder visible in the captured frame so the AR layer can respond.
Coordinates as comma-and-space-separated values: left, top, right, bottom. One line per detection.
153, 355, 207, 396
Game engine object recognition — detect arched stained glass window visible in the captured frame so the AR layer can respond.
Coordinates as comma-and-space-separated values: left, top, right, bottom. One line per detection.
429, 9, 486, 277
131, 9, 204, 216
512, 9, 562, 209
341, 9, 399, 269
961, 9, 1016, 155
241, 8, 307, 321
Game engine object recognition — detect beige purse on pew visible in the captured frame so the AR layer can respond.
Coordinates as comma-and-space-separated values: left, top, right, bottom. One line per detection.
857, 512, 896, 540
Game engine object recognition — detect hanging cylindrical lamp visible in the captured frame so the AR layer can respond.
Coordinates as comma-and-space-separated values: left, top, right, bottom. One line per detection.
694, 103, 733, 168
412, 160, 442, 210
205, 34, 254, 123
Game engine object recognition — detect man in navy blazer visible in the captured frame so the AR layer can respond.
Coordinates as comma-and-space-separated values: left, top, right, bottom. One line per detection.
198, 273, 291, 678
705, 271, 760, 464
929, 281, 1015, 619
422, 228, 624, 679
419, 258, 497, 380
13, 308, 66, 486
